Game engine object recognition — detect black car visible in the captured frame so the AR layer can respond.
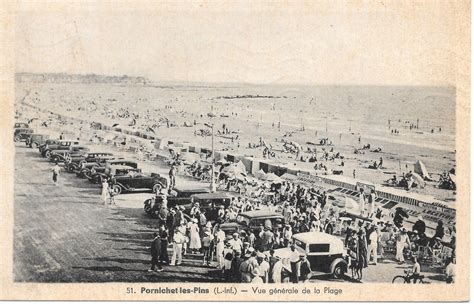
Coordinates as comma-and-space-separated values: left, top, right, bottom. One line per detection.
14, 128, 34, 142
65, 152, 115, 173
88, 159, 138, 183
144, 186, 211, 216
25, 134, 49, 148
106, 165, 168, 195
49, 145, 90, 163
41, 140, 80, 158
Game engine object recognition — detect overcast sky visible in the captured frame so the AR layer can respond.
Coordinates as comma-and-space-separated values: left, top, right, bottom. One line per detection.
14, 1, 468, 85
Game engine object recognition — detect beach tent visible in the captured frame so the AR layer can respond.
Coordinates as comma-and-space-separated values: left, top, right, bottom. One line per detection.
255, 169, 267, 180
414, 160, 434, 181
411, 172, 426, 188
263, 172, 282, 183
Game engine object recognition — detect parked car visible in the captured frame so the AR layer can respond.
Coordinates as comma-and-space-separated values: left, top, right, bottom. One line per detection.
14, 128, 34, 142
65, 152, 115, 173
75, 155, 122, 177
25, 133, 50, 148
144, 186, 211, 216
186, 192, 235, 221
220, 210, 284, 236
106, 165, 168, 195
271, 232, 348, 279
39, 139, 60, 154
88, 159, 138, 183
41, 139, 80, 158
49, 145, 90, 163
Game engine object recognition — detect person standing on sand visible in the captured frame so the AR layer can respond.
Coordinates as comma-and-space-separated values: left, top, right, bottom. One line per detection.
353, 169, 356, 179
51, 162, 61, 186
169, 164, 177, 189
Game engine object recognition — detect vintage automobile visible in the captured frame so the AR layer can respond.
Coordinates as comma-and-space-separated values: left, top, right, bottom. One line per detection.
88, 159, 138, 183
186, 192, 235, 221
25, 133, 50, 148
14, 128, 34, 142
220, 210, 284, 236
14, 122, 29, 129
49, 145, 90, 163
75, 155, 122, 177
106, 165, 168, 195
65, 152, 115, 173
271, 232, 348, 279
144, 186, 210, 216
41, 139, 80, 158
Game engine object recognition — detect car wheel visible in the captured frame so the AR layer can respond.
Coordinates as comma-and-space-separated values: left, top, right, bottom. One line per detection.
152, 183, 162, 193
80, 169, 89, 178
52, 156, 60, 163
333, 262, 346, 279
67, 164, 76, 172
113, 185, 122, 195
144, 199, 153, 214
14, 136, 21, 142
45, 150, 51, 158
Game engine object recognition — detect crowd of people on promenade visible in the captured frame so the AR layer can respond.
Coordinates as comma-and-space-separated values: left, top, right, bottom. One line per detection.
146, 159, 456, 283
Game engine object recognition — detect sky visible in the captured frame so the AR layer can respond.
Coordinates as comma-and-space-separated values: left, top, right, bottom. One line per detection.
14, 1, 469, 86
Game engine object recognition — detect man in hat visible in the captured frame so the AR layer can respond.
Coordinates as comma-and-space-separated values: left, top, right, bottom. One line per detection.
174, 205, 184, 228
255, 252, 270, 283
299, 254, 311, 283
283, 224, 292, 247
215, 225, 226, 269
261, 226, 274, 251
368, 224, 378, 265
170, 227, 185, 266
229, 233, 243, 253
289, 244, 300, 283
148, 232, 163, 272
239, 252, 254, 283
395, 227, 411, 263
271, 255, 283, 283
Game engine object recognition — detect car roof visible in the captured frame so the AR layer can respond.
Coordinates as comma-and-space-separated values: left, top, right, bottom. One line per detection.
239, 210, 283, 219
106, 159, 136, 164
191, 192, 234, 200
293, 232, 342, 245
88, 152, 114, 155
109, 165, 136, 170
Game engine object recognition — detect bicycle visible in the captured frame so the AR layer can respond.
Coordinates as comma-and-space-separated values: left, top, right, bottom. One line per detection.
392, 269, 426, 284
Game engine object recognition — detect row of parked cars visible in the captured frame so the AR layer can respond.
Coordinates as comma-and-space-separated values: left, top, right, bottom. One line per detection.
14, 122, 349, 280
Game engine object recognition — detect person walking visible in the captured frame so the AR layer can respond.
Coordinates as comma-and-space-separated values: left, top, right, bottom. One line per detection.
101, 179, 109, 205
169, 164, 177, 189
215, 225, 226, 269
367, 190, 376, 218
368, 225, 378, 265
188, 218, 201, 254
170, 227, 185, 266
51, 162, 61, 186
160, 225, 170, 265
395, 228, 410, 263
148, 232, 163, 272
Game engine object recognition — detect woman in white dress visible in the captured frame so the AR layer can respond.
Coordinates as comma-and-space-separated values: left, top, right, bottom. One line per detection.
188, 218, 201, 253
101, 180, 109, 205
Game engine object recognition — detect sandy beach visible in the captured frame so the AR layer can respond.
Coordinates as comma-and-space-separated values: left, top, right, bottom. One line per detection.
16, 81, 456, 202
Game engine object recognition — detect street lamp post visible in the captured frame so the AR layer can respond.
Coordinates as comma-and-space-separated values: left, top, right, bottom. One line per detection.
210, 122, 216, 193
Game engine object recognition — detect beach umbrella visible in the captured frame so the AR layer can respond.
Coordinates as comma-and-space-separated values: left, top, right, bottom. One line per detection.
179, 152, 201, 165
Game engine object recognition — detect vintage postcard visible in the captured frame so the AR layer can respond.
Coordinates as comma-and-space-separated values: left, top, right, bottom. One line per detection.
0, 0, 470, 301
